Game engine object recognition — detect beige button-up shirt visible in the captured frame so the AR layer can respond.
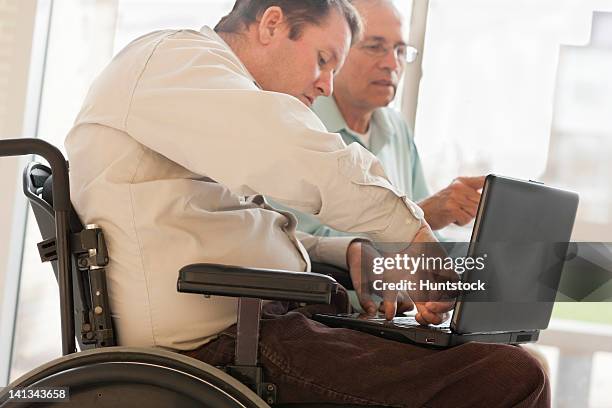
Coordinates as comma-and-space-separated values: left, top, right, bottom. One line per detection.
65, 27, 424, 351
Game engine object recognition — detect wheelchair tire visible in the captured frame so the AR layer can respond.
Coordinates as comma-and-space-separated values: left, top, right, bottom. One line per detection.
0, 347, 269, 408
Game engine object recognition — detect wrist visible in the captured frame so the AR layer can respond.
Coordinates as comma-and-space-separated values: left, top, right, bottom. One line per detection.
417, 200, 439, 230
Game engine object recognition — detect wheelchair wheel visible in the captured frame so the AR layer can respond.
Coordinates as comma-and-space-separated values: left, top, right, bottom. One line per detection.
0, 347, 269, 408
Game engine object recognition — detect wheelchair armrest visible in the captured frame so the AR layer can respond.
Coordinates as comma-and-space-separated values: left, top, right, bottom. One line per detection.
177, 263, 339, 304
311, 262, 353, 290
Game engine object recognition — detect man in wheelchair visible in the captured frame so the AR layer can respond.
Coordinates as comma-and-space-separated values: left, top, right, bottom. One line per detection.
13, 0, 547, 406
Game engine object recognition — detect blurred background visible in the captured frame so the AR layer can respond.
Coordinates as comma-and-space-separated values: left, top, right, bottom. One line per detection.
1, 1, 611, 407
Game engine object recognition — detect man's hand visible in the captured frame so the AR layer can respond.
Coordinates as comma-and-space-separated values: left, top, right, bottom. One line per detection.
346, 227, 459, 326
418, 176, 485, 230
378, 226, 458, 324
347, 241, 414, 316
413, 301, 454, 325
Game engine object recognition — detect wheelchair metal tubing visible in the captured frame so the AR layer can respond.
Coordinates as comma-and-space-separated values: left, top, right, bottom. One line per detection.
86, 266, 116, 347
56, 210, 75, 355
235, 298, 262, 366
0, 138, 76, 355
0, 138, 70, 210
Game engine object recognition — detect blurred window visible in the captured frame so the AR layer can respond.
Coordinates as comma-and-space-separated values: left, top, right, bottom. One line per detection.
415, 0, 612, 243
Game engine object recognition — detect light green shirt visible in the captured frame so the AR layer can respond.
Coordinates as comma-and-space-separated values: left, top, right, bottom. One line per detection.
273, 95, 430, 238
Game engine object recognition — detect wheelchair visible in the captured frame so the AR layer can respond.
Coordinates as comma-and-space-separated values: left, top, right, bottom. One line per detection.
0, 138, 380, 408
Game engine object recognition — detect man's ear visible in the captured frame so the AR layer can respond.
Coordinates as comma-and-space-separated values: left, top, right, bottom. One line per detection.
257, 6, 285, 45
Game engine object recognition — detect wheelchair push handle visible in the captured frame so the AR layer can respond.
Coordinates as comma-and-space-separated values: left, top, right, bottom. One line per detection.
0, 137, 76, 356
0, 138, 70, 211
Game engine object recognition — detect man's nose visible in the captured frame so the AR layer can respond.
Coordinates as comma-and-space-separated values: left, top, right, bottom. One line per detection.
379, 50, 401, 71
316, 71, 334, 97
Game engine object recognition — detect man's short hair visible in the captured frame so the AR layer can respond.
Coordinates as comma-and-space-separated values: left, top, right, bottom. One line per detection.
215, 0, 363, 45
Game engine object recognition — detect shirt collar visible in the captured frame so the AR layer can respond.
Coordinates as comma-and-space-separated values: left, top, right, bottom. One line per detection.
312, 95, 394, 151
199, 25, 262, 89
312, 94, 349, 133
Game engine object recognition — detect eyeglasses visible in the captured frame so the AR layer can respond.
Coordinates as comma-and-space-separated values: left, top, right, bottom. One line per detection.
358, 41, 419, 63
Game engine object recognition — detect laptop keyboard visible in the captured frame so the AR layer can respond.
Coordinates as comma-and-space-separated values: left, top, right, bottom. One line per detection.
365, 315, 451, 330
394, 316, 451, 330
325, 313, 453, 332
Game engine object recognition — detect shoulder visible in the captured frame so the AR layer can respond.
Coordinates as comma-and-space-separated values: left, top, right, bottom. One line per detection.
130, 28, 257, 91
154, 29, 247, 71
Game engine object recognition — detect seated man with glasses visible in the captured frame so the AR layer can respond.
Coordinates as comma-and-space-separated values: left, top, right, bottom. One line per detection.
274, 0, 485, 252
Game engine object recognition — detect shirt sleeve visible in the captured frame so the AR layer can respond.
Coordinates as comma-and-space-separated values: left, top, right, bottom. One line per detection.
125, 31, 425, 243
294, 231, 361, 269
269, 198, 358, 238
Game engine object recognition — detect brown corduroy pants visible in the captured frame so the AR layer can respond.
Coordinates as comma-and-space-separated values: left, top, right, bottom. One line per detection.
181, 289, 550, 407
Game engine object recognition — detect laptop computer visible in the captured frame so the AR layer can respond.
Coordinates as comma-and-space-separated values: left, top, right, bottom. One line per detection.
312, 174, 579, 347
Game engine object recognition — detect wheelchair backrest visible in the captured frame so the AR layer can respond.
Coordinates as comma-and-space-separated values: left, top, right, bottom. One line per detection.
23, 162, 112, 351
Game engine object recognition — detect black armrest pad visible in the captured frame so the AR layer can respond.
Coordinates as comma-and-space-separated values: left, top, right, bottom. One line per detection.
177, 263, 338, 304
311, 262, 353, 290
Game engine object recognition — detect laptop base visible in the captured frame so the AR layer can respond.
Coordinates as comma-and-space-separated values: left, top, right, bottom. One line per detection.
312, 313, 540, 348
